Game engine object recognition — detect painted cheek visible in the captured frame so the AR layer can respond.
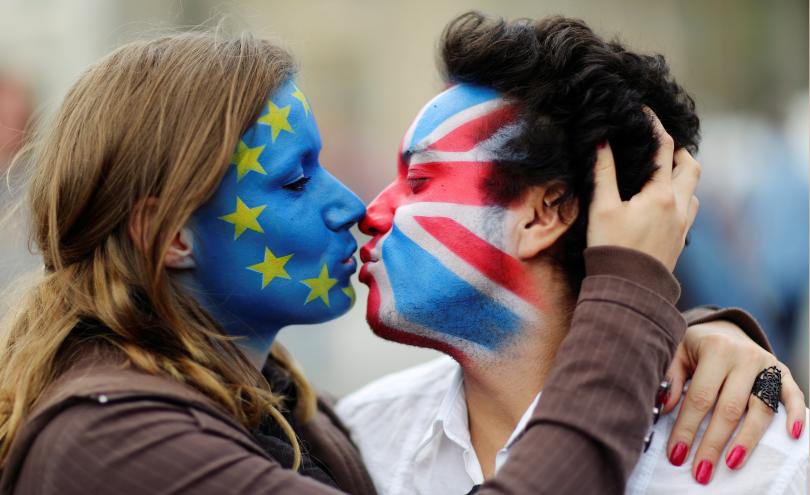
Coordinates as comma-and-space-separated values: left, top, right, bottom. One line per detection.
380, 222, 521, 350
413, 215, 541, 308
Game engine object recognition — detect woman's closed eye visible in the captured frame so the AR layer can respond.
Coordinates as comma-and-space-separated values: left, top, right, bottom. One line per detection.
283, 176, 311, 192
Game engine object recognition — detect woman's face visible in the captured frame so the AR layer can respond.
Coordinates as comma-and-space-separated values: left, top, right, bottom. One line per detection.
189, 79, 365, 336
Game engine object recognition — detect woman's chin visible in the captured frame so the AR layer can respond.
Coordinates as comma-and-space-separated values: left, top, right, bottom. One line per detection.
294, 298, 354, 325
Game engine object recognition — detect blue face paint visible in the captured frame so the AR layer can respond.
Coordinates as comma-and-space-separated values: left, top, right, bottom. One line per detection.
382, 224, 520, 349
188, 79, 365, 361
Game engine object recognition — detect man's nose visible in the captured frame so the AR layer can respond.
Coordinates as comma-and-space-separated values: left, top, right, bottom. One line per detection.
360, 182, 398, 236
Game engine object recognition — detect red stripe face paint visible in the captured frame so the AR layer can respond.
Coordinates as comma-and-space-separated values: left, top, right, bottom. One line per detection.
359, 84, 547, 360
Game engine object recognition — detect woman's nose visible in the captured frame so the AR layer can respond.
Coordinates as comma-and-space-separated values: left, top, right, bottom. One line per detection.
323, 177, 366, 232
360, 182, 398, 236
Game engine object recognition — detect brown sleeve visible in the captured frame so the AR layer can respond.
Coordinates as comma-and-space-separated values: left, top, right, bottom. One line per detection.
683, 305, 773, 353
17, 400, 349, 495
477, 246, 686, 495
17, 247, 745, 495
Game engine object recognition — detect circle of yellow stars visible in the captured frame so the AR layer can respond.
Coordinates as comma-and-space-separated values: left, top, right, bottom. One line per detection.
218, 85, 352, 308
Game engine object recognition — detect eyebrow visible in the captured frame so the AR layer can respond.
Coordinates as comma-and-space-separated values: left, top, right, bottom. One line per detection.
401, 145, 431, 166
401, 149, 413, 164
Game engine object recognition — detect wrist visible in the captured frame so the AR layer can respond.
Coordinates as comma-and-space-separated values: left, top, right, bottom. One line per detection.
584, 245, 681, 304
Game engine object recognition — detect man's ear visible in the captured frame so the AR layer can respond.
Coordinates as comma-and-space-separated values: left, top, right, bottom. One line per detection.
514, 183, 579, 260
129, 198, 196, 270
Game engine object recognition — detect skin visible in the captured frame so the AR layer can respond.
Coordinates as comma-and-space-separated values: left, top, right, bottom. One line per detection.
358, 83, 806, 483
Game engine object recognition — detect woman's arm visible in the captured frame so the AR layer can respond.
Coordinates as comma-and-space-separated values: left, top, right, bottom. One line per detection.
476, 118, 699, 494
475, 246, 684, 494
15, 398, 349, 495
13, 247, 681, 495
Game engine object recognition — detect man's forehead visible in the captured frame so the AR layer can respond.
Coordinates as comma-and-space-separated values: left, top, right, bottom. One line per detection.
402, 84, 506, 152
400, 83, 523, 170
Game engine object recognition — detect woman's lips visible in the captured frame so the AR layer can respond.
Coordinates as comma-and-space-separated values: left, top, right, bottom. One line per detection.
341, 241, 359, 264
358, 240, 382, 285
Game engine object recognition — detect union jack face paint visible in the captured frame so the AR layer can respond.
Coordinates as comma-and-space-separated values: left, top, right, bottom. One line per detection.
359, 84, 545, 362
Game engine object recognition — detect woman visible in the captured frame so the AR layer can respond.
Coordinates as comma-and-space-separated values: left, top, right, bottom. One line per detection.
0, 30, 800, 494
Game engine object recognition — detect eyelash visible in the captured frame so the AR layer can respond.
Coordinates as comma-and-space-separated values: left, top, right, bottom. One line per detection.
406, 177, 429, 192
283, 176, 311, 192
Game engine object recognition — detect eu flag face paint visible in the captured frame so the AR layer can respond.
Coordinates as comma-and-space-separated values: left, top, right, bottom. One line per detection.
359, 84, 545, 362
189, 79, 365, 350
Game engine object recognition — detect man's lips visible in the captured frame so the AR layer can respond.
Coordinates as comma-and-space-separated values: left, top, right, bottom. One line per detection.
359, 240, 380, 263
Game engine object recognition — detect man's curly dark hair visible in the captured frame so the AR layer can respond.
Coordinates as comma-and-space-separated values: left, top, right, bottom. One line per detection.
439, 11, 701, 294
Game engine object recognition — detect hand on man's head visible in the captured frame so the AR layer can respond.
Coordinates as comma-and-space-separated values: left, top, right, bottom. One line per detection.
586, 110, 701, 271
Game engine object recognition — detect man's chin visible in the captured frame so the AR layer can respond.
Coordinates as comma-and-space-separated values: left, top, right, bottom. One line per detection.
365, 311, 469, 364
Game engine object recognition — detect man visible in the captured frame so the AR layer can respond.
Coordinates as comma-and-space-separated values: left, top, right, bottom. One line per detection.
337, 12, 807, 494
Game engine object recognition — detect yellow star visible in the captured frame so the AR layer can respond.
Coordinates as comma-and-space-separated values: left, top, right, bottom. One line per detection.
248, 247, 293, 288
291, 85, 311, 115
341, 286, 356, 306
257, 101, 294, 142
231, 140, 266, 182
219, 197, 265, 240
301, 264, 338, 306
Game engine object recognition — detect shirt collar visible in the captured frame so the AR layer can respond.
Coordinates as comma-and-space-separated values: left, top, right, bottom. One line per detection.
411, 364, 464, 451
411, 365, 543, 493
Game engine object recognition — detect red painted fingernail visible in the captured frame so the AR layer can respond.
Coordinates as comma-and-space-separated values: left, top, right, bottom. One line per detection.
726, 445, 746, 470
597, 140, 607, 149
656, 388, 671, 406
695, 460, 713, 484
669, 442, 688, 466
792, 420, 803, 439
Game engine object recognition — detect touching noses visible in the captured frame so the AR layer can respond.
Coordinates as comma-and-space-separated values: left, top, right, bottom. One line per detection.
360, 181, 399, 236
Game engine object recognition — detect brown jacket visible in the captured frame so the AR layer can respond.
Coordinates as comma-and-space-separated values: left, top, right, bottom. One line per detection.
0, 246, 769, 495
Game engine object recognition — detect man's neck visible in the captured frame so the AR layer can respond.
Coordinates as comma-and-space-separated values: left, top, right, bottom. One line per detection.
462, 305, 571, 479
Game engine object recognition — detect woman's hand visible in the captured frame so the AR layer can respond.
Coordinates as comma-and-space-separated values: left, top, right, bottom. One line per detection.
664, 320, 806, 484
588, 110, 700, 270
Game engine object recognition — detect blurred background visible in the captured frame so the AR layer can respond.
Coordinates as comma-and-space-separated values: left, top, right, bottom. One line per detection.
0, 0, 807, 398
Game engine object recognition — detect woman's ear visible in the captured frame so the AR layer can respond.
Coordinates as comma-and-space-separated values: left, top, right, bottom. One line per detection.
165, 227, 196, 269
514, 183, 579, 260
129, 198, 196, 270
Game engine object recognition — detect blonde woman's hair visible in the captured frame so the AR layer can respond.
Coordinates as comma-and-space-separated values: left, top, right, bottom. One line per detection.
0, 31, 317, 469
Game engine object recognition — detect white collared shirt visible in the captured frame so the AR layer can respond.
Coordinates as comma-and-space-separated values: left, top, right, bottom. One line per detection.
336, 356, 809, 495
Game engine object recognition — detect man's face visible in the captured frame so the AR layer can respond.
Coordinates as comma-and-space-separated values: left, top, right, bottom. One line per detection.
359, 84, 544, 361
189, 79, 365, 346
